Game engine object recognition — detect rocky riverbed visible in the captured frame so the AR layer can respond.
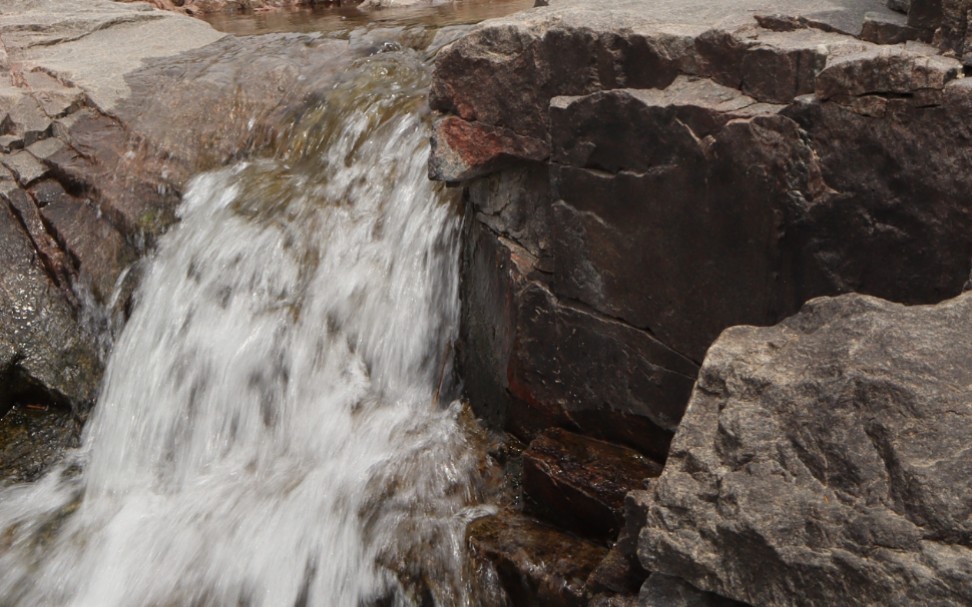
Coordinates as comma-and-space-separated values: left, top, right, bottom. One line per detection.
2, 0, 971, 605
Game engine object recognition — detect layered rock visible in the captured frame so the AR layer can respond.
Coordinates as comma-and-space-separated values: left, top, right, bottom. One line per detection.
639, 292, 972, 606
432, 0, 972, 464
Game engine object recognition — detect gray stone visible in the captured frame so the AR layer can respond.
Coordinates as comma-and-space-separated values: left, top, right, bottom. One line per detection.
0, 134, 23, 152
1, 150, 47, 185
937, 0, 972, 64
26, 137, 64, 161
814, 47, 961, 100
639, 575, 747, 607
861, 10, 921, 43
7, 96, 51, 145
0, 0, 224, 112
639, 292, 972, 607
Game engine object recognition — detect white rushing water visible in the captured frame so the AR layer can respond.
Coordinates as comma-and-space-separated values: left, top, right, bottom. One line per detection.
0, 35, 495, 607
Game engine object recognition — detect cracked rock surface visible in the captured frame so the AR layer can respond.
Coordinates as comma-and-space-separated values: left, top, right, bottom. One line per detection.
433, 0, 972, 464
432, 0, 972, 602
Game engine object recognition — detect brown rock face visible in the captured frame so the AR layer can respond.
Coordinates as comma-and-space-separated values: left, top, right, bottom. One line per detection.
468, 511, 609, 607
522, 428, 662, 539
433, 0, 972, 463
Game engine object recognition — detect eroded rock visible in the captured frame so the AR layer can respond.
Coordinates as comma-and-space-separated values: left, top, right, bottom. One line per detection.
639, 292, 972, 606
436, 0, 972, 472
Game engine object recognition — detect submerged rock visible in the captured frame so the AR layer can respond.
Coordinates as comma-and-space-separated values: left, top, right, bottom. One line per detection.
639, 292, 972, 606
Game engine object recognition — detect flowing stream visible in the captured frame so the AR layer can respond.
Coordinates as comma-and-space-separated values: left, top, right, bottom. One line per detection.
0, 24, 500, 607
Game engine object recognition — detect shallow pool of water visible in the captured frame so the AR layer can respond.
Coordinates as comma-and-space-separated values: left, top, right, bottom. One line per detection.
202, 0, 535, 35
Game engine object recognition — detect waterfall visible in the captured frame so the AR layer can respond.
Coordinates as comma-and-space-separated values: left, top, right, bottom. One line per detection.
0, 31, 494, 607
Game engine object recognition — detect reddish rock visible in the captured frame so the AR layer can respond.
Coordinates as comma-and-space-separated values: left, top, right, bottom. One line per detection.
468, 511, 608, 607
429, 115, 548, 182
522, 428, 663, 539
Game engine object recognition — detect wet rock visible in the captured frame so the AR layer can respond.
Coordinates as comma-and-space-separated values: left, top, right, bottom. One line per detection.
3, 186, 75, 296
522, 428, 662, 539
40, 195, 138, 303
468, 511, 608, 606
429, 115, 548, 182
0, 201, 101, 409
0, 0, 364, 420
639, 574, 748, 607
587, 532, 647, 596
0, 404, 80, 484
639, 292, 972, 606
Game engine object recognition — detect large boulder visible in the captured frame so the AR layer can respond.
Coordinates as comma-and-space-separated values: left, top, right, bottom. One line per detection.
639, 292, 972, 606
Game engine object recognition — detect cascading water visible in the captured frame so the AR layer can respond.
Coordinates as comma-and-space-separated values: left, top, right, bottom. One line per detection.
0, 27, 499, 607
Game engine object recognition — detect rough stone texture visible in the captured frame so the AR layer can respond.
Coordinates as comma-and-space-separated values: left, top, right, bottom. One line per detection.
936, 0, 972, 63
0, 404, 80, 483
861, 10, 921, 44
430, 115, 548, 182
639, 574, 748, 607
522, 428, 663, 539
908, 0, 945, 35
433, 0, 972, 466
639, 292, 972, 606
468, 511, 608, 607
0, 201, 100, 410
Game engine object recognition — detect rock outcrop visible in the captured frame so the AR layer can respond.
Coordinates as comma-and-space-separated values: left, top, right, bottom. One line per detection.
432, 0, 972, 467
639, 292, 972, 606
433, 0, 972, 603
